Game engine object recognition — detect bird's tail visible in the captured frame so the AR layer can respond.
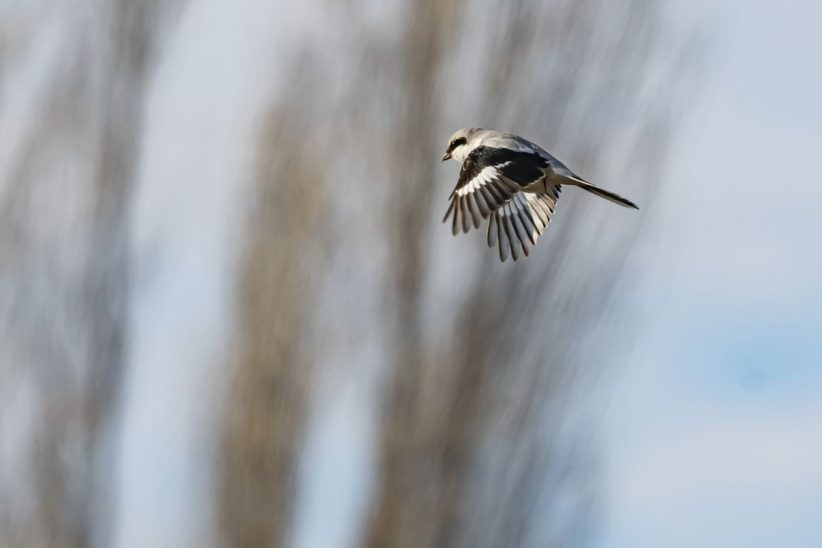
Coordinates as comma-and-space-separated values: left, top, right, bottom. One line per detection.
559, 175, 638, 209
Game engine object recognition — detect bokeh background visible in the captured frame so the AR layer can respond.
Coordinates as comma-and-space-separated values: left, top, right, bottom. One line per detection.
1, 1, 820, 547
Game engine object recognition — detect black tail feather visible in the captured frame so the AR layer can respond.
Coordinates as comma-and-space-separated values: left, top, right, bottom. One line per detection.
560, 176, 638, 209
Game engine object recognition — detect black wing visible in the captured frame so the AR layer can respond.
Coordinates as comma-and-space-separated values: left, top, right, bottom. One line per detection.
443, 146, 550, 235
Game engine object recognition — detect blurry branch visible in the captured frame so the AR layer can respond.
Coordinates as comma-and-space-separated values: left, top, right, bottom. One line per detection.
184, 0, 689, 546
0, 0, 696, 547
357, 1, 688, 547
0, 2, 183, 546
218, 79, 327, 547
366, 1, 464, 546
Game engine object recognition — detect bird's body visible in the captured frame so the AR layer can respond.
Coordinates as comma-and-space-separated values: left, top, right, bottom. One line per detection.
441, 128, 638, 261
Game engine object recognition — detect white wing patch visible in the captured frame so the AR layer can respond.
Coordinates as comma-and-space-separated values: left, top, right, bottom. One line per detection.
456, 166, 499, 197
445, 165, 522, 235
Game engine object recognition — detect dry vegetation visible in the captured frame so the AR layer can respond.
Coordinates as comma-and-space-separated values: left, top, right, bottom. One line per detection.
0, 1, 688, 546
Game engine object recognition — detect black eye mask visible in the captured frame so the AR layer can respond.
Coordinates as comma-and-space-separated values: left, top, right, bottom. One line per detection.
448, 137, 467, 152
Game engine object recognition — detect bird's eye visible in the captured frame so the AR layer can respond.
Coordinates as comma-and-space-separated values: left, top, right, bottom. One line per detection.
448, 137, 467, 152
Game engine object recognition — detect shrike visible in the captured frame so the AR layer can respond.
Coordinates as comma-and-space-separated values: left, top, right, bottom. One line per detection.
442, 128, 638, 262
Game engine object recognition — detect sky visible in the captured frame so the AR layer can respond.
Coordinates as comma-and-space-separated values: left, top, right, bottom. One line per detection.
110, 0, 822, 546
3, 1, 819, 546
601, 0, 822, 546
113, 0, 283, 545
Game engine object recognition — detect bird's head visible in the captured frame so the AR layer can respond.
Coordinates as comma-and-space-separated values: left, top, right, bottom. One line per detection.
442, 128, 482, 163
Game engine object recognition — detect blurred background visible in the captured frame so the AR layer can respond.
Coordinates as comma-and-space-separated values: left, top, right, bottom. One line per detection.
1, 1, 820, 547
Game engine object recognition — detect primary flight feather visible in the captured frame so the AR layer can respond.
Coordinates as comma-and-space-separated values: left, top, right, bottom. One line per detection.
441, 128, 638, 262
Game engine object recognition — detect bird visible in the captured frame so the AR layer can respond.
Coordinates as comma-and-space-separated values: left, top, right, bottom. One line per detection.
441, 128, 638, 262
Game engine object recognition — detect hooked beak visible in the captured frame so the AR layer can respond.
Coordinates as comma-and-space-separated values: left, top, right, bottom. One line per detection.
442, 152, 451, 162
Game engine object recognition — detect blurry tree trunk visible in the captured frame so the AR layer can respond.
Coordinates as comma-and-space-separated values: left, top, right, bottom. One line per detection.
0, 1, 691, 547
209, 0, 684, 545
363, 1, 678, 547
217, 94, 324, 547
0, 3, 180, 546
366, 1, 462, 546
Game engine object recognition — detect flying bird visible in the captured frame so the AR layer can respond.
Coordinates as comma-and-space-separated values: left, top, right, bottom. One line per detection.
441, 128, 638, 262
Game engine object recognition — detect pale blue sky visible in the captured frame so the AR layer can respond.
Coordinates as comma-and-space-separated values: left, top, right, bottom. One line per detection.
602, 1, 822, 546
5, 0, 815, 546
0, 0, 813, 547
107, 1, 822, 546
111, 1, 822, 546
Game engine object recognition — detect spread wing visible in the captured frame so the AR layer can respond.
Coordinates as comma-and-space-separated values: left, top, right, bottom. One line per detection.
487, 186, 561, 262
442, 146, 550, 235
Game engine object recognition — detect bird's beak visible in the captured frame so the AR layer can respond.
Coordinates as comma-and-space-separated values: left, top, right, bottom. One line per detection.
442, 152, 451, 162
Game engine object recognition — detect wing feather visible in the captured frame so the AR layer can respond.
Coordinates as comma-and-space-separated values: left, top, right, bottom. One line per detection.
509, 205, 531, 257
487, 190, 562, 262
501, 206, 519, 261
443, 145, 566, 262
487, 210, 498, 247
443, 146, 548, 234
